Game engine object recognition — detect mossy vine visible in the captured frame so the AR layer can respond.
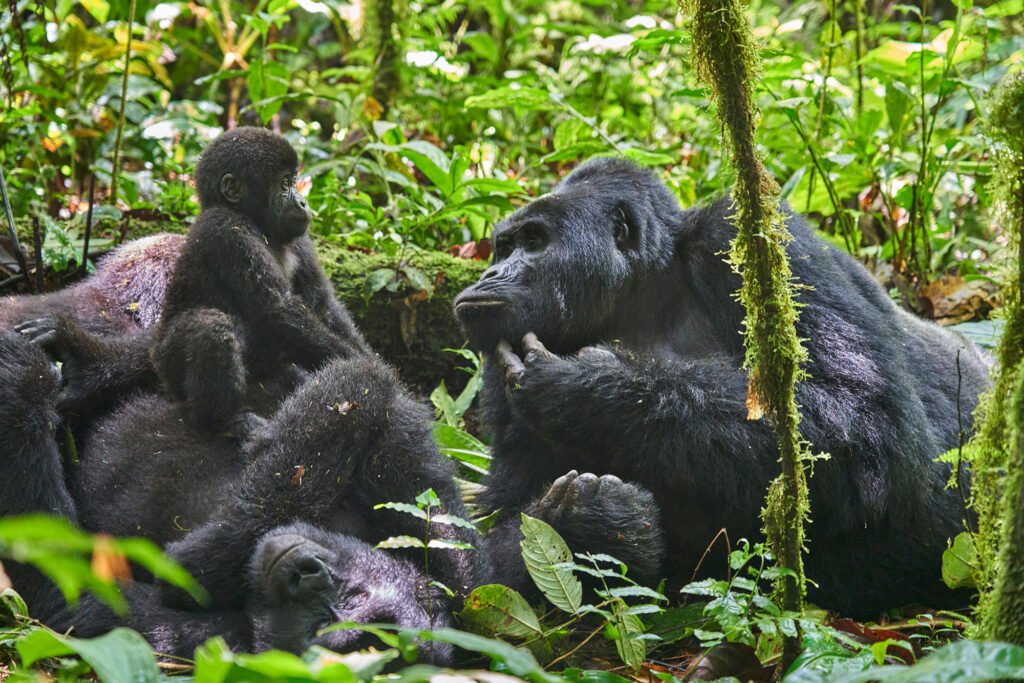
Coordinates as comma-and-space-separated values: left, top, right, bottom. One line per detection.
973, 71, 1024, 641
683, 0, 813, 673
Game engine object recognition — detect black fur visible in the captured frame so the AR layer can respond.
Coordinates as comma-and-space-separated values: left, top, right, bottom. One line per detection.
153, 127, 370, 434
0, 332, 480, 660
454, 158, 990, 616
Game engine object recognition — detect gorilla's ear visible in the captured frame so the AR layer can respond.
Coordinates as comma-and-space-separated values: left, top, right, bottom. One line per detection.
220, 173, 242, 204
613, 202, 641, 252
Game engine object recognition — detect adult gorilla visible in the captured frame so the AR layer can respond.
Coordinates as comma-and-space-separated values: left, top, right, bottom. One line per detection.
454, 158, 989, 617
0, 331, 481, 660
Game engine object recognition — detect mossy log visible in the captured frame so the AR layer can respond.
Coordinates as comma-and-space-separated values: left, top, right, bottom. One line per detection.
6, 217, 487, 395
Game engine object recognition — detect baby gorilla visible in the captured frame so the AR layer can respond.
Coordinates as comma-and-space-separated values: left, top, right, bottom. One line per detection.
153, 127, 369, 436
41, 523, 450, 661
247, 523, 450, 662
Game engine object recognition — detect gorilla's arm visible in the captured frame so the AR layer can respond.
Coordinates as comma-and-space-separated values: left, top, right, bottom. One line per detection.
289, 237, 373, 358
496, 338, 779, 506
161, 358, 483, 611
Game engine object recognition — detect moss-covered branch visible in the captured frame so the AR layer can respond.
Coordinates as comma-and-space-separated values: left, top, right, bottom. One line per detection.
974, 72, 1024, 640
683, 0, 812, 672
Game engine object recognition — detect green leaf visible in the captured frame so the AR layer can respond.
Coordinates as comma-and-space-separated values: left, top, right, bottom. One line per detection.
942, 532, 977, 589
465, 87, 559, 111
430, 514, 478, 530
459, 584, 543, 639
520, 514, 582, 614
622, 148, 674, 166
787, 640, 1024, 682
400, 265, 434, 297
374, 502, 428, 519
376, 536, 427, 549
18, 628, 159, 682
433, 423, 492, 474
80, 0, 109, 23
610, 599, 646, 673
554, 119, 591, 151
426, 539, 476, 551
365, 268, 397, 296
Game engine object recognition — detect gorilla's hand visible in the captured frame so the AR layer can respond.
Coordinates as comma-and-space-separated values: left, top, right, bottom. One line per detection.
496, 333, 625, 444
16, 316, 104, 413
525, 470, 665, 583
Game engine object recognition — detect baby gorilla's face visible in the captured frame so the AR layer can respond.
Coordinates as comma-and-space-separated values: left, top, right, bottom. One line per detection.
245, 523, 451, 662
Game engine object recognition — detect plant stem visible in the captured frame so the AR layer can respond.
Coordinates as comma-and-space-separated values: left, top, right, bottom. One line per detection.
109, 0, 137, 207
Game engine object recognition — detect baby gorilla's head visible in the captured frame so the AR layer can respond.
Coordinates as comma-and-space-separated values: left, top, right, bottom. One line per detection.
245, 522, 452, 664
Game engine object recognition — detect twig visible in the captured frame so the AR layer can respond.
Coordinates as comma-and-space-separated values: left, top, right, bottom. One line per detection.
80, 173, 96, 276
109, 0, 138, 206
547, 623, 605, 668
954, 349, 975, 534
31, 214, 43, 291
689, 527, 731, 586
0, 161, 32, 290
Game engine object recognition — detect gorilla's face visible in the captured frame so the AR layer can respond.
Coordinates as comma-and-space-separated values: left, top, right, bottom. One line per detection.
455, 188, 632, 355
246, 523, 447, 660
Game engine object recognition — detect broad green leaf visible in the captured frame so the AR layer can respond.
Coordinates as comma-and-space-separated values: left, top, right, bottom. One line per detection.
433, 423, 492, 474
459, 584, 543, 639
520, 514, 582, 614
941, 532, 977, 589
465, 87, 559, 111
787, 640, 1024, 682
18, 627, 159, 682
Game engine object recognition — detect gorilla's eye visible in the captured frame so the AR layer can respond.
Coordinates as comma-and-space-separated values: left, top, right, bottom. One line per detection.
520, 226, 546, 252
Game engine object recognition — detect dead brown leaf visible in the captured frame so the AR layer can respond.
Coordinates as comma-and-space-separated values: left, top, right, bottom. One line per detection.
327, 401, 359, 415
291, 465, 306, 486
91, 535, 133, 583
918, 274, 999, 324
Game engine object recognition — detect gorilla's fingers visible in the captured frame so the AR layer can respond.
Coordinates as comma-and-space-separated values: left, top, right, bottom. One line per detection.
541, 470, 579, 508
497, 340, 526, 385
596, 474, 623, 491
14, 318, 56, 342
522, 333, 554, 364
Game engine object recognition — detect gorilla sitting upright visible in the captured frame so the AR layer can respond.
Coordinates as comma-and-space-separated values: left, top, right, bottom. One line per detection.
454, 158, 990, 617
0, 330, 482, 661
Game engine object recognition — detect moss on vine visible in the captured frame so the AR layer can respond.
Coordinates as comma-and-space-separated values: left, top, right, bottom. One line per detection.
683, 0, 813, 672
972, 71, 1024, 639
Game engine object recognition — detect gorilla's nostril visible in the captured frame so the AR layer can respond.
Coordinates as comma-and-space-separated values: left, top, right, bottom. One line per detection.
296, 556, 324, 576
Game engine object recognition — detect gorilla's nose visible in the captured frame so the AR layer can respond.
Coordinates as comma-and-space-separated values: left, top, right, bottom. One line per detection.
262, 536, 335, 601
285, 553, 332, 598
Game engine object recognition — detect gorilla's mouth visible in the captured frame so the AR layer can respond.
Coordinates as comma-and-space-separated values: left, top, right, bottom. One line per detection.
453, 295, 507, 315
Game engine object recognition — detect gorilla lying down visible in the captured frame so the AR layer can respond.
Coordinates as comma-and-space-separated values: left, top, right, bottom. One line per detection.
0, 320, 478, 661
455, 158, 990, 617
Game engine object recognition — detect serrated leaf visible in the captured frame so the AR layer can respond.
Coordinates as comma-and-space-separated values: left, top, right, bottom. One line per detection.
427, 539, 476, 551
376, 536, 426, 549
607, 585, 668, 601
374, 502, 428, 519
520, 514, 582, 614
430, 514, 478, 530
459, 584, 543, 639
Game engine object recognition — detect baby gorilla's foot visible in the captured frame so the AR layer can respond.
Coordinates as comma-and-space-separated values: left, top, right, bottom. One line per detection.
528, 470, 666, 583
